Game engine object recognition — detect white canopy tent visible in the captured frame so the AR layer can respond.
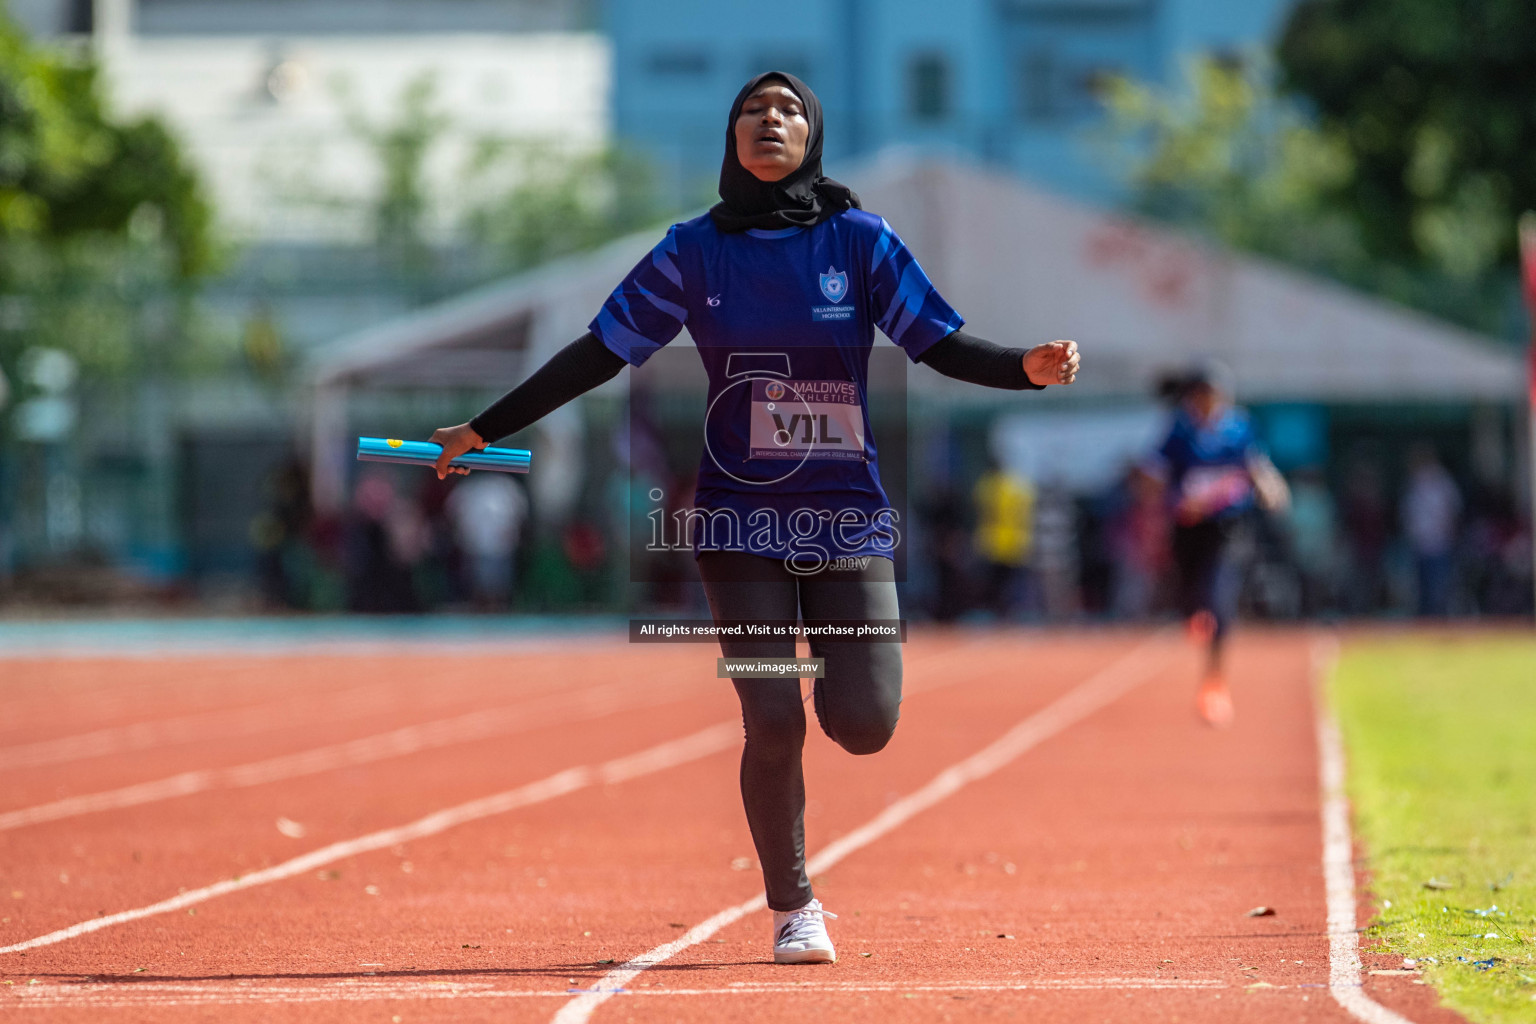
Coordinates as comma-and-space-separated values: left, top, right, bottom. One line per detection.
307, 152, 1525, 508
853, 152, 1522, 403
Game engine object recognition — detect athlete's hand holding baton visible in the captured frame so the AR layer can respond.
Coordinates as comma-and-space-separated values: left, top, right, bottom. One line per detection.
428, 423, 487, 479
1023, 340, 1079, 386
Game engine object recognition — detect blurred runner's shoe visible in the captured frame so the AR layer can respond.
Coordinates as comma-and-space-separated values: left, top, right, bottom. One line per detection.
773, 898, 837, 964
1197, 676, 1234, 728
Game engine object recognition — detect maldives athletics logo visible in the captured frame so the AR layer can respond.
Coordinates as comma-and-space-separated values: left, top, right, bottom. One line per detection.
818, 266, 848, 304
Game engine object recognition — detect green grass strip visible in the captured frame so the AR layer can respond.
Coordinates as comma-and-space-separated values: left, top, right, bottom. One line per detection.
1332, 634, 1536, 1023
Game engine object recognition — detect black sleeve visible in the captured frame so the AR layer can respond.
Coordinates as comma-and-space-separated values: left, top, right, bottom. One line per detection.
468, 331, 628, 444
914, 328, 1045, 390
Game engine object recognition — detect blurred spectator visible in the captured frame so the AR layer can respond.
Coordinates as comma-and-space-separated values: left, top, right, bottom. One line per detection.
612, 395, 700, 611
1108, 465, 1170, 619
920, 485, 972, 622
649, 469, 704, 610
306, 506, 348, 612
415, 470, 463, 608
1463, 484, 1531, 616
1462, 488, 1536, 617
345, 471, 428, 613
446, 473, 529, 610
1078, 485, 1116, 617
1285, 466, 1339, 616
1401, 445, 1461, 617
562, 518, 609, 607
971, 455, 1035, 620
1033, 479, 1080, 621
1341, 462, 1388, 615
251, 456, 314, 610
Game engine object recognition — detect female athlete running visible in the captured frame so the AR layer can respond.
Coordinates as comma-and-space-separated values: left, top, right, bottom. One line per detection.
428, 71, 1079, 964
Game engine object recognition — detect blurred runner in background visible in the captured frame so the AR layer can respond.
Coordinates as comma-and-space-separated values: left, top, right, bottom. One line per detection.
1148, 364, 1289, 727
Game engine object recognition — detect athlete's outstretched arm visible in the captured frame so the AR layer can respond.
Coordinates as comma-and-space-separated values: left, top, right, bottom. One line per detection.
916, 328, 1079, 389
429, 331, 626, 478
1247, 452, 1291, 513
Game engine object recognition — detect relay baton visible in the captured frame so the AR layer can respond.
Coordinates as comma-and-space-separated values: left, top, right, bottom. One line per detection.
356, 437, 532, 474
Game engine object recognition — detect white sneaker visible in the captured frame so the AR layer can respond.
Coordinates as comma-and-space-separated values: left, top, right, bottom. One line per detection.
772, 898, 837, 964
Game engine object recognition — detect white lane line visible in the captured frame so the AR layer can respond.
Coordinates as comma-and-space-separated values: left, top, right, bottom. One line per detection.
6, 977, 1225, 1007
0, 674, 708, 832
0, 721, 740, 957
0, 633, 991, 831
0, 683, 441, 772
1313, 635, 1418, 1024
551, 634, 1174, 1024
0, 650, 618, 771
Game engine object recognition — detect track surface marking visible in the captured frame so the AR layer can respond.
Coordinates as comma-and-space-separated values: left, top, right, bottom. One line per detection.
0, 673, 717, 832
1313, 637, 1417, 1024
552, 634, 1174, 1023
0, 645, 615, 749
0, 629, 1473, 1023
0, 722, 740, 956
0, 683, 397, 772
9, 976, 1225, 1008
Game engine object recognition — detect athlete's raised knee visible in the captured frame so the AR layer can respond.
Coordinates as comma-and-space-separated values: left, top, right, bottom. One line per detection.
833, 712, 898, 755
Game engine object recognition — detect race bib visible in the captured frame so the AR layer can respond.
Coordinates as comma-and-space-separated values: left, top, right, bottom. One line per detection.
748, 379, 865, 461
1181, 465, 1252, 514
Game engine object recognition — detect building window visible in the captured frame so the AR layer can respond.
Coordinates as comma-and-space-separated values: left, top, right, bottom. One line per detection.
1018, 47, 1120, 123
1007, 4, 1153, 126
66, 0, 93, 33
908, 53, 950, 121
647, 51, 711, 77
1021, 47, 1057, 121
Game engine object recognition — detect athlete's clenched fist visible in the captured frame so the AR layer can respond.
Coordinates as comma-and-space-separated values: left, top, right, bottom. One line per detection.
1023, 340, 1079, 386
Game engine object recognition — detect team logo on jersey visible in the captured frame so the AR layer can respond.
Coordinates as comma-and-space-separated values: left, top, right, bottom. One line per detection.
818, 266, 848, 303
764, 381, 787, 401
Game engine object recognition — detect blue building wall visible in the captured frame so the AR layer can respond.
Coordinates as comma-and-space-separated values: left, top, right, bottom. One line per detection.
606, 0, 1294, 205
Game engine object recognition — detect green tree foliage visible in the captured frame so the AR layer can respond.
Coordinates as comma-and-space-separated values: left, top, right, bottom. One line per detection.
0, 15, 211, 276
0, 7, 216, 380
1278, 0, 1535, 281
462, 141, 668, 274
1101, 52, 1521, 336
336, 71, 449, 274
1101, 56, 1362, 272
323, 72, 671, 288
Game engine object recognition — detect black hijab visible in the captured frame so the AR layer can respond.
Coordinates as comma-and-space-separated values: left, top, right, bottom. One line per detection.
709, 71, 861, 233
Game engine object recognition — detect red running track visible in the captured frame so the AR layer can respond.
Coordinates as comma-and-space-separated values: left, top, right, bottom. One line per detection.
0, 629, 1469, 1023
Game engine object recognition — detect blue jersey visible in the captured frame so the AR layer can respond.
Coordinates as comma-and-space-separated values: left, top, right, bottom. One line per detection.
590, 208, 964, 564
1156, 407, 1262, 523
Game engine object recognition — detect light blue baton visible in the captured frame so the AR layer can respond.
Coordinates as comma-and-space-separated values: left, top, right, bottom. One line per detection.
356, 437, 532, 474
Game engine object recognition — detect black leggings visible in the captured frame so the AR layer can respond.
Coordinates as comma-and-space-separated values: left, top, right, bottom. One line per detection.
697, 550, 903, 912
1173, 517, 1240, 653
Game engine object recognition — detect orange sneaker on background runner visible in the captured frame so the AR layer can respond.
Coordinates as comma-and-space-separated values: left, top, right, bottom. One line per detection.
1197, 676, 1234, 727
